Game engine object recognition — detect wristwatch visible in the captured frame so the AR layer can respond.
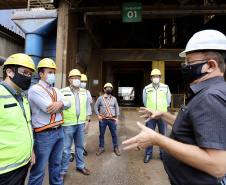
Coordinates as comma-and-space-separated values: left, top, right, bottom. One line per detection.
86, 119, 91, 122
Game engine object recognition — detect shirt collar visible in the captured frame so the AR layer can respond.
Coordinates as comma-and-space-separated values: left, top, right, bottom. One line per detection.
70, 85, 80, 92
152, 83, 159, 89
39, 80, 52, 88
0, 81, 25, 98
190, 76, 224, 95
104, 94, 111, 98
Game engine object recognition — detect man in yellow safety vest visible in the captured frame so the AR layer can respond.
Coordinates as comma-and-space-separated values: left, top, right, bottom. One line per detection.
0, 53, 36, 185
69, 74, 93, 162
60, 69, 92, 179
142, 69, 171, 163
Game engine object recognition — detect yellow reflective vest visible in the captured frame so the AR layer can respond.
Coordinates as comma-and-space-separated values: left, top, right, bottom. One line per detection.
60, 86, 87, 126
0, 85, 33, 174
145, 83, 168, 112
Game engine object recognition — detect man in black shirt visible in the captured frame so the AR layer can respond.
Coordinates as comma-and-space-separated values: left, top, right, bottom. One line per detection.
122, 29, 226, 185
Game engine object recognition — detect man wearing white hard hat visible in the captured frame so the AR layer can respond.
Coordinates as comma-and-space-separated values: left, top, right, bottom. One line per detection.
122, 29, 226, 185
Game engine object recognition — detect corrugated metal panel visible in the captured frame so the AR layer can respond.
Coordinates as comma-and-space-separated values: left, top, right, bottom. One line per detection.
0, 9, 25, 38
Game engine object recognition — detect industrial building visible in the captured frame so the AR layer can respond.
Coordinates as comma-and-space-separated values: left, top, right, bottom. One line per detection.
0, 0, 226, 108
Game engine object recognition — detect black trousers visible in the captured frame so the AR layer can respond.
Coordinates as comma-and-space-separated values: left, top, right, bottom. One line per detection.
0, 162, 30, 185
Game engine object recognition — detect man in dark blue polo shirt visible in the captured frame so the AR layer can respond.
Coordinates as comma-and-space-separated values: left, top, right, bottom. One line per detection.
122, 29, 226, 185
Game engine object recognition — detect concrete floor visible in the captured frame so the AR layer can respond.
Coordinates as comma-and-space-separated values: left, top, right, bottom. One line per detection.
26, 107, 171, 185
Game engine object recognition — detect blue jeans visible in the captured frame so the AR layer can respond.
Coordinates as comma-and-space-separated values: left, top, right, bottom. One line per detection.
60, 124, 85, 175
28, 128, 64, 185
99, 118, 118, 149
145, 118, 167, 157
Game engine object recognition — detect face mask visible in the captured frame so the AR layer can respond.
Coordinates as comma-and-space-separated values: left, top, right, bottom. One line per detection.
152, 78, 160, 84
80, 82, 86, 88
46, 74, 55, 85
73, 79, 80, 87
106, 89, 112, 95
10, 70, 32, 90
181, 62, 207, 84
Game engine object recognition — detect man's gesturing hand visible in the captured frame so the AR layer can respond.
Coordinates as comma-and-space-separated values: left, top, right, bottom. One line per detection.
122, 122, 157, 151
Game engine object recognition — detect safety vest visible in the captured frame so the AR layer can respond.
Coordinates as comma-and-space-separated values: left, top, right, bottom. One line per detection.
60, 86, 87, 126
100, 95, 116, 120
33, 84, 64, 132
145, 83, 168, 112
0, 85, 33, 174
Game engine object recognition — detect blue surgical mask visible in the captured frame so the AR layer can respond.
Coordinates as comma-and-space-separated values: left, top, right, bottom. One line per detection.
46, 74, 55, 85
80, 82, 86, 88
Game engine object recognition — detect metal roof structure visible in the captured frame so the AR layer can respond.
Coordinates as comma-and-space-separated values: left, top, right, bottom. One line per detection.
0, 0, 59, 10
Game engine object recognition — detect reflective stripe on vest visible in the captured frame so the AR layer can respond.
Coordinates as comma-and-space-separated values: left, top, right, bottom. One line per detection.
100, 95, 116, 120
0, 157, 30, 172
145, 83, 168, 112
0, 85, 33, 174
61, 87, 87, 126
33, 84, 64, 132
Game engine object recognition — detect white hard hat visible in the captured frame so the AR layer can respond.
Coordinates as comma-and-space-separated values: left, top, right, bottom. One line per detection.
179, 29, 226, 57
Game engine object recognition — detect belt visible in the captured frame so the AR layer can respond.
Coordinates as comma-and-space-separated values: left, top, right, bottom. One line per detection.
41, 125, 61, 132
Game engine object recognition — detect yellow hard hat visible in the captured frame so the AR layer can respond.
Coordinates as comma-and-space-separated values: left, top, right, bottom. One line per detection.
103, 83, 113, 90
81, 74, 88, 81
37, 58, 57, 69
3, 53, 37, 73
68, 69, 81, 78
150, 69, 161, 76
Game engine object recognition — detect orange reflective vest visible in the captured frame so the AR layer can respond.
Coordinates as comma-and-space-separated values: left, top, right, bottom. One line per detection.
33, 84, 64, 132
100, 95, 116, 120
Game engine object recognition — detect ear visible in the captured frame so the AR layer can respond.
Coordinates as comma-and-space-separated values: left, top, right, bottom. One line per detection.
206, 60, 218, 73
39, 72, 43, 78
6, 68, 14, 78
68, 78, 72, 84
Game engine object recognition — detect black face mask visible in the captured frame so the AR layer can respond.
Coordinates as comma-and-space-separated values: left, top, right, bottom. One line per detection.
181, 62, 208, 84
106, 89, 112, 95
10, 70, 32, 90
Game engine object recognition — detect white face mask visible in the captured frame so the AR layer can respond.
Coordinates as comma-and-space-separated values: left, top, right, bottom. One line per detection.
80, 82, 86, 88
72, 79, 80, 87
152, 78, 160, 84
46, 74, 55, 85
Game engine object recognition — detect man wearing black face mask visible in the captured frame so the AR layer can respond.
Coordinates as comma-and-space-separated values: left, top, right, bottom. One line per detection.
0, 53, 36, 185
94, 83, 120, 156
122, 30, 226, 185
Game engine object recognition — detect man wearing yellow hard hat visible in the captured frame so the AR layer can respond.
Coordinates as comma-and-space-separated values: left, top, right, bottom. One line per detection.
69, 74, 93, 162
94, 83, 120, 156
0, 53, 35, 184
60, 69, 92, 178
142, 68, 171, 163
27, 58, 71, 185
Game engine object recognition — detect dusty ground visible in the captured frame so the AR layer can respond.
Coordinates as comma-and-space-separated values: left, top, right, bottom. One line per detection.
26, 107, 171, 185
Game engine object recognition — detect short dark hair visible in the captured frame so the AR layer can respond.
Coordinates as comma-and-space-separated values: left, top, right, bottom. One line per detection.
3, 65, 17, 80
38, 67, 45, 76
202, 50, 226, 72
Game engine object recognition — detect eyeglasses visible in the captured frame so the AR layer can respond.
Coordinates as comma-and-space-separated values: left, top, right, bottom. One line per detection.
70, 78, 80, 80
181, 59, 209, 66
18, 69, 34, 77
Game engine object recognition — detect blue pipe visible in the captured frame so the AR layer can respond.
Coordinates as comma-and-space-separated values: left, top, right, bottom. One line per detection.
26, 34, 43, 83
12, 10, 57, 84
